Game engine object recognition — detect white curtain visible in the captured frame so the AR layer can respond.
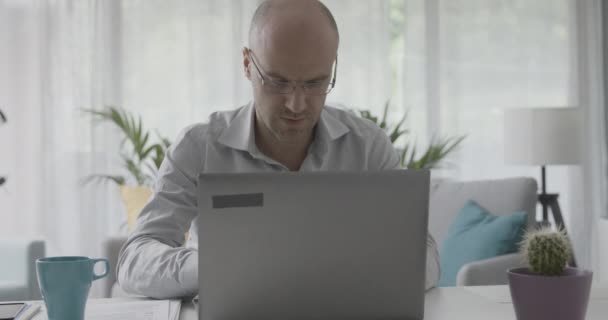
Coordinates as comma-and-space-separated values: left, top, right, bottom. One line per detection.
396, 0, 575, 184
119, 0, 392, 141
397, 0, 608, 280
0, 0, 124, 272
1, 0, 606, 290
571, 0, 607, 282
0, 0, 392, 296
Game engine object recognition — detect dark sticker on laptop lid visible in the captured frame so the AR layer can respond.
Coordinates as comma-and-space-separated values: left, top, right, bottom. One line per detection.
212, 193, 264, 209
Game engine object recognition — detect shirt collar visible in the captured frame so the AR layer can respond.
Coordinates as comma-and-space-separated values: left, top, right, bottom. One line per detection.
315, 106, 350, 144
217, 102, 350, 154
217, 102, 256, 153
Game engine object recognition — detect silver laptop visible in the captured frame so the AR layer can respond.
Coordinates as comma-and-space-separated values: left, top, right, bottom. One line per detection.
198, 170, 430, 320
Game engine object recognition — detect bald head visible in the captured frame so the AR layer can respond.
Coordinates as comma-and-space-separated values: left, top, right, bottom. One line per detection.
243, 0, 339, 151
248, 0, 339, 53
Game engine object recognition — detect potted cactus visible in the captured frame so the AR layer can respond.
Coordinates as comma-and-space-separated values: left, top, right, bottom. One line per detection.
507, 227, 593, 320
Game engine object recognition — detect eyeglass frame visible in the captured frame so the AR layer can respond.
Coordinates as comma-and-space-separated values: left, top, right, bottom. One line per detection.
245, 47, 338, 96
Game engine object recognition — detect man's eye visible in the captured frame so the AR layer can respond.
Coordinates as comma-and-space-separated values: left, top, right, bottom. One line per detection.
270, 80, 290, 87
306, 80, 326, 87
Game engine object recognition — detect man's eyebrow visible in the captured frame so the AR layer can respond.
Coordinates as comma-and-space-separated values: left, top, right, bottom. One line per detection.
306, 74, 331, 82
266, 71, 330, 82
265, 70, 290, 81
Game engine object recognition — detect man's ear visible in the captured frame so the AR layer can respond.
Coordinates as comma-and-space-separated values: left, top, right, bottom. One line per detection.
242, 47, 252, 80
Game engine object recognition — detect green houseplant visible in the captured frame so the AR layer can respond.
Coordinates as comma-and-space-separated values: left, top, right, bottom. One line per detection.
85, 107, 171, 231
85, 107, 170, 186
507, 227, 592, 320
358, 101, 465, 169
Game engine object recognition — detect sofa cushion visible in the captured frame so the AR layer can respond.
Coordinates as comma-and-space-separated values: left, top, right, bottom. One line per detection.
429, 177, 537, 253
438, 200, 527, 287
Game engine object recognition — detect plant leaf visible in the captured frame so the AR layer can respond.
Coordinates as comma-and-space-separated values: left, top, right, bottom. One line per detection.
145, 161, 158, 177
379, 100, 390, 129
359, 110, 378, 125
84, 106, 172, 186
354, 102, 466, 170
141, 144, 158, 161
151, 144, 166, 169
155, 130, 171, 149
81, 174, 126, 186
400, 144, 409, 167
122, 155, 145, 186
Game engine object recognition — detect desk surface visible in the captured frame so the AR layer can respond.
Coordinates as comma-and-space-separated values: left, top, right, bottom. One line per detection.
21, 285, 608, 319
177, 285, 608, 320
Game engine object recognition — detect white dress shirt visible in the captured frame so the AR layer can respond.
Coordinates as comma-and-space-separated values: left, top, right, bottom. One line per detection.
116, 103, 440, 299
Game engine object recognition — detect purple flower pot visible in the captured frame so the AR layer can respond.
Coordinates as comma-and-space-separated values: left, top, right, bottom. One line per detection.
507, 267, 593, 320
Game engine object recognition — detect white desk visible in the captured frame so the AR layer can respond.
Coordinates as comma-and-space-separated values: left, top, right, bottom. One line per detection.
422, 285, 606, 320
177, 285, 608, 320
22, 285, 608, 319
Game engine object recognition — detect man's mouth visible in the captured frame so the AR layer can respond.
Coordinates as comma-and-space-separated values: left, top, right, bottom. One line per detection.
281, 116, 306, 122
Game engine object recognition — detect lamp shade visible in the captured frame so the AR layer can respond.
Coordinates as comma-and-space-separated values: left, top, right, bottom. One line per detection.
504, 107, 581, 165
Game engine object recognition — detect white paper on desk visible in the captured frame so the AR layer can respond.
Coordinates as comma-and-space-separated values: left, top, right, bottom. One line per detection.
31, 299, 181, 320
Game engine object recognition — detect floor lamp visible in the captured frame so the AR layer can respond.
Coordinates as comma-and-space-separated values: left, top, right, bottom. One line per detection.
504, 107, 581, 267
0, 109, 5, 187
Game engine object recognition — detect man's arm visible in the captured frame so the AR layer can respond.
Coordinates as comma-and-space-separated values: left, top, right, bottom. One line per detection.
116, 126, 203, 299
369, 129, 441, 291
424, 231, 441, 290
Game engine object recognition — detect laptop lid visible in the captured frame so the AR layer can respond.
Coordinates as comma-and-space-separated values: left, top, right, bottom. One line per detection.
198, 170, 430, 320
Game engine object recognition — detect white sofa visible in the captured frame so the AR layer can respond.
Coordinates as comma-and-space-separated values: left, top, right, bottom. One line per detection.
0, 238, 45, 301
429, 177, 537, 286
100, 176, 538, 297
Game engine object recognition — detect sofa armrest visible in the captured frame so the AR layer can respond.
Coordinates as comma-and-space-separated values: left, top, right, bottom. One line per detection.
456, 253, 527, 286
100, 236, 128, 298
0, 238, 45, 300
26, 240, 45, 299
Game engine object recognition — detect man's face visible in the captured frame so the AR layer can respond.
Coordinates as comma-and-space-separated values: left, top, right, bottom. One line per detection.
244, 40, 337, 144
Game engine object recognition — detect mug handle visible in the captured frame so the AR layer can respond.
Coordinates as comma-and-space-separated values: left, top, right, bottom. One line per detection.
92, 258, 110, 281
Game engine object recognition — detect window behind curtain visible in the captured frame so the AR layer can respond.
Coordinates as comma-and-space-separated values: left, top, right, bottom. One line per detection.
389, 0, 575, 224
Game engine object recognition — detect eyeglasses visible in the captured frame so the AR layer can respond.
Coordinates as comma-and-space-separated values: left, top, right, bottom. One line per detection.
246, 48, 337, 96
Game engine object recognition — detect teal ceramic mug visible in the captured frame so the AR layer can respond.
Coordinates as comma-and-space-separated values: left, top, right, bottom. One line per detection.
36, 256, 109, 320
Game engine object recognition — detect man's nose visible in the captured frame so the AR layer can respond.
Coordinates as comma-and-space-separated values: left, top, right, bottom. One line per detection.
284, 86, 307, 114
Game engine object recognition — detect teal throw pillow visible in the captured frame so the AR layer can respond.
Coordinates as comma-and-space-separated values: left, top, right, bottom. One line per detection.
438, 200, 527, 287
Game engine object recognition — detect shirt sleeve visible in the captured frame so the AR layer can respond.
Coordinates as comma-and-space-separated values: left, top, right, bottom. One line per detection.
424, 232, 441, 290
369, 128, 441, 291
116, 125, 203, 299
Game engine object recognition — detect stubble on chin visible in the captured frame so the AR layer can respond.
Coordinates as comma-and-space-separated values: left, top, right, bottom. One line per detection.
273, 128, 308, 143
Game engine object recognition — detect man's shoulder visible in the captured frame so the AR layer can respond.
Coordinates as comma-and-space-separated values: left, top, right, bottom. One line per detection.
323, 105, 384, 138
178, 107, 243, 142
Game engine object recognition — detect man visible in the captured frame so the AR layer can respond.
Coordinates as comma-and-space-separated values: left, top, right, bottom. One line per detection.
117, 0, 440, 299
